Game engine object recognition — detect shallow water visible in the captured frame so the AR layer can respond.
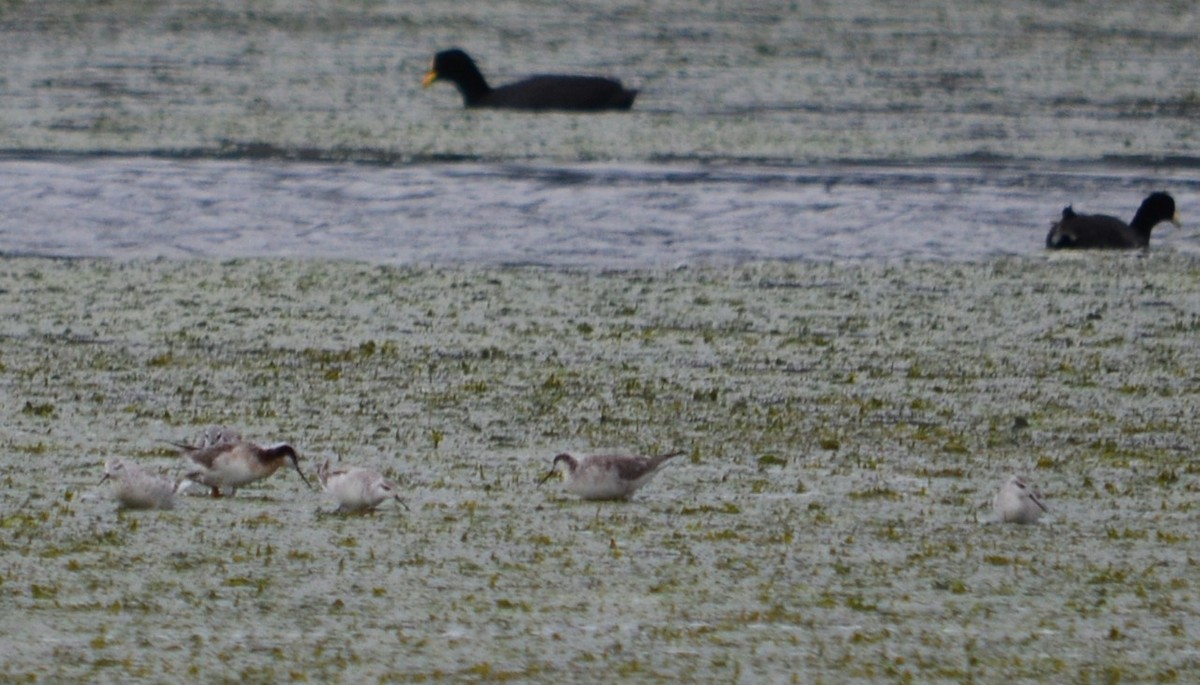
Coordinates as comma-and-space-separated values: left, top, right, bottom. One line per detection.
2, 256, 1200, 682
3, 0, 1200, 163
2, 157, 1200, 265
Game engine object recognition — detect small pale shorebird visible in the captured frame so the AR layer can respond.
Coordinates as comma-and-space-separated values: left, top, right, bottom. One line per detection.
192, 425, 243, 449
176, 439, 313, 497
168, 424, 243, 464
100, 458, 183, 510
316, 458, 409, 514
537, 451, 683, 501
993, 475, 1049, 524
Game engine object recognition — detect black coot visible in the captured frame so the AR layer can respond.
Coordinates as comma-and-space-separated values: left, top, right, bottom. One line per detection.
1045, 192, 1180, 249
422, 48, 637, 112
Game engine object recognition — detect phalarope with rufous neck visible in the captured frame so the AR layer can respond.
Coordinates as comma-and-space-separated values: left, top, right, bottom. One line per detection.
176, 438, 313, 497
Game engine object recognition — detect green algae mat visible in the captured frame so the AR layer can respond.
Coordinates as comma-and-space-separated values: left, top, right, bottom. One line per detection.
1, 255, 1199, 682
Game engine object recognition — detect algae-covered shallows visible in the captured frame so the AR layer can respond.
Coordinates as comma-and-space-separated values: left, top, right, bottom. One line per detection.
1, 255, 1199, 681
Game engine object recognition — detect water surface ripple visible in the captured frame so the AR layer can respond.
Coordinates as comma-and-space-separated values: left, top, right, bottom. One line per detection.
4, 0, 1200, 265
4, 157, 1200, 265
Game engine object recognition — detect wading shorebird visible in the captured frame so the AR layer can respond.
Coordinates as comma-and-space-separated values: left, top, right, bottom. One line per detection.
992, 475, 1049, 524
192, 424, 243, 449
167, 424, 243, 459
100, 458, 183, 510
176, 439, 313, 497
537, 451, 683, 501
316, 458, 409, 514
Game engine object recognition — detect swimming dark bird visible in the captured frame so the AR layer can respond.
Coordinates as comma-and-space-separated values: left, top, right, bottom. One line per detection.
1045, 191, 1180, 249
421, 48, 637, 112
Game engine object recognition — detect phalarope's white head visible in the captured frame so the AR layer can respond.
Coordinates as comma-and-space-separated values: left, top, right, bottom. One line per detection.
993, 475, 1049, 524
100, 458, 183, 510
538, 451, 683, 501
316, 458, 409, 514
177, 439, 313, 497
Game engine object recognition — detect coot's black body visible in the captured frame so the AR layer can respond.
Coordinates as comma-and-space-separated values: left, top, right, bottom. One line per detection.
1046, 192, 1180, 249
422, 48, 637, 112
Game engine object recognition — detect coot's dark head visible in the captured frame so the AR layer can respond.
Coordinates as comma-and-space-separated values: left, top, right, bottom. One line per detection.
1134, 192, 1180, 230
422, 48, 489, 99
